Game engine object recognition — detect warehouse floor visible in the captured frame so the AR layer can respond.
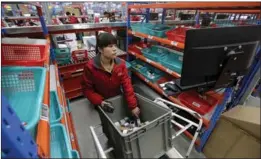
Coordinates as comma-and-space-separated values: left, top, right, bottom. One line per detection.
70, 79, 205, 158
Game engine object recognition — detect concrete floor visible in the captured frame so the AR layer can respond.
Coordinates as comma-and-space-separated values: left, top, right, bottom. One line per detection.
70, 78, 205, 158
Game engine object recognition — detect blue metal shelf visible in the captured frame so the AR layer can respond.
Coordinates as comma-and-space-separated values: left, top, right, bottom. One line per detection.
1, 95, 38, 158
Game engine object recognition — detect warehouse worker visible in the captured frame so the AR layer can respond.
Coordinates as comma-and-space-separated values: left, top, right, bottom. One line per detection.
82, 32, 140, 118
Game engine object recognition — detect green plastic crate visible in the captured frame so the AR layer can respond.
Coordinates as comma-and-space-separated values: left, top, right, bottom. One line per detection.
50, 91, 63, 124
141, 45, 168, 63
160, 49, 183, 74
54, 48, 70, 58
50, 124, 72, 158
146, 24, 173, 38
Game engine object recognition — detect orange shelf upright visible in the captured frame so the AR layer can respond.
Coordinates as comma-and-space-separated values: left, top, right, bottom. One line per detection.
36, 45, 50, 158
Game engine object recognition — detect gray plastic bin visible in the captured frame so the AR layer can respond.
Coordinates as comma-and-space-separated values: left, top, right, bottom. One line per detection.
98, 94, 172, 158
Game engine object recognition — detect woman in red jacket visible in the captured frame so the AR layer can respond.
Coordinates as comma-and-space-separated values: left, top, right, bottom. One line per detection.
82, 32, 140, 118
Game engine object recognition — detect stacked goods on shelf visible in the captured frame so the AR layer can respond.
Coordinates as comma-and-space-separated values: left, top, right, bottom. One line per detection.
130, 59, 165, 83
166, 26, 194, 43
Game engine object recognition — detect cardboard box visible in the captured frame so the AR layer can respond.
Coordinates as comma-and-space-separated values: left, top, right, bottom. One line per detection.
203, 106, 260, 158
222, 106, 260, 139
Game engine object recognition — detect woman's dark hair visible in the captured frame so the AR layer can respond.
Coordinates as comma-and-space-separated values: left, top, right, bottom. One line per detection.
66, 12, 71, 16
96, 32, 117, 54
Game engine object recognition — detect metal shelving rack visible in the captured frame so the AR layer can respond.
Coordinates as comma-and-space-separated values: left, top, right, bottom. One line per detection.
1, 2, 51, 158
127, 2, 261, 152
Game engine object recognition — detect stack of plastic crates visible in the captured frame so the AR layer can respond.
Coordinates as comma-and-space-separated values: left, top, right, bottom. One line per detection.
131, 23, 173, 37
130, 59, 165, 83
1, 38, 48, 139
54, 48, 71, 65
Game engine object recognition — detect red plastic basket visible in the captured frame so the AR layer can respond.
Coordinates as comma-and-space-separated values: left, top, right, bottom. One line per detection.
178, 91, 219, 115
1, 43, 48, 66
72, 50, 88, 63
166, 27, 191, 43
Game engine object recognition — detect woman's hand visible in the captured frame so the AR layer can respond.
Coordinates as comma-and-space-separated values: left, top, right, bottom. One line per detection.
132, 107, 140, 118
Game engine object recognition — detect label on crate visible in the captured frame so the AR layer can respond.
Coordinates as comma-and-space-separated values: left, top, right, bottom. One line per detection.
144, 78, 149, 83
192, 102, 201, 107
146, 59, 152, 63
131, 31, 136, 35
70, 133, 75, 141
41, 104, 49, 122
148, 35, 153, 40
166, 69, 173, 74
171, 41, 178, 46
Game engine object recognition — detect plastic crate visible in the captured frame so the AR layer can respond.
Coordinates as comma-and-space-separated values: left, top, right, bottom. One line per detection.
99, 94, 172, 158
178, 91, 219, 115
1, 66, 46, 137
161, 50, 183, 74
139, 67, 164, 83
72, 50, 88, 63
54, 48, 71, 58
71, 150, 80, 158
146, 24, 173, 38
2, 38, 48, 67
56, 57, 72, 65
50, 124, 73, 158
166, 27, 192, 43
141, 45, 168, 63
131, 23, 153, 34
50, 91, 63, 124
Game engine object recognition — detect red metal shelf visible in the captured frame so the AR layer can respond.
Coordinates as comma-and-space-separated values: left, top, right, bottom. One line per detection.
128, 30, 185, 49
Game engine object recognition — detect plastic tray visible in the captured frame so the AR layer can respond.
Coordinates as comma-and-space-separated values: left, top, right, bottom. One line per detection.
50, 91, 63, 124
146, 24, 173, 38
161, 50, 183, 74
50, 124, 73, 158
1, 66, 46, 137
139, 67, 163, 83
141, 45, 168, 63
56, 57, 72, 65
166, 27, 192, 43
178, 91, 219, 115
99, 94, 172, 158
2, 43, 48, 67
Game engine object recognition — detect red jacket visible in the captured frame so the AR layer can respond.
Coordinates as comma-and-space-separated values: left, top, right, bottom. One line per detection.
82, 54, 137, 110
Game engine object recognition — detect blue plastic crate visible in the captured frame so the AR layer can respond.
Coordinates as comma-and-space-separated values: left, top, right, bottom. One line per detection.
141, 45, 168, 63
71, 150, 80, 158
50, 91, 63, 124
146, 24, 173, 38
50, 124, 72, 158
56, 57, 71, 65
161, 50, 183, 74
1, 66, 46, 138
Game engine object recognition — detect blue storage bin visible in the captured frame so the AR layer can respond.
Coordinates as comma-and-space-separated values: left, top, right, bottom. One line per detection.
141, 45, 168, 63
50, 124, 72, 158
50, 91, 63, 124
161, 50, 183, 74
71, 150, 80, 158
56, 57, 71, 65
1, 66, 46, 138
139, 66, 163, 83
146, 24, 173, 37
